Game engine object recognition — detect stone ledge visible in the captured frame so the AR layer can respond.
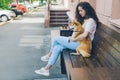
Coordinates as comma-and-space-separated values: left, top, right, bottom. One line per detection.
34, 77, 67, 80
109, 19, 120, 28
51, 30, 60, 43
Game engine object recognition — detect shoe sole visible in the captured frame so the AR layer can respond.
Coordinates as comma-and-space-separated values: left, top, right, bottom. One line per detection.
41, 58, 49, 62
35, 70, 49, 76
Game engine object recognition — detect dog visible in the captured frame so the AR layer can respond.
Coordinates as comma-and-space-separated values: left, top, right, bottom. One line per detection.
69, 20, 92, 57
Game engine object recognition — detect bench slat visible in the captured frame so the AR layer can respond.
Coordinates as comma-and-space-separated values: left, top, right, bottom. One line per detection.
66, 51, 102, 68
93, 36, 116, 67
98, 24, 120, 42
97, 26, 120, 53
84, 57, 102, 68
95, 32, 120, 65
96, 39, 120, 66
70, 67, 120, 80
70, 55, 82, 68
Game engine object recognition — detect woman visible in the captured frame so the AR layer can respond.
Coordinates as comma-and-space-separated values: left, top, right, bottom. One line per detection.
35, 2, 99, 76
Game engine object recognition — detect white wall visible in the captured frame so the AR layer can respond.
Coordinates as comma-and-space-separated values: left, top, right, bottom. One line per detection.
96, 0, 112, 25
64, 0, 69, 9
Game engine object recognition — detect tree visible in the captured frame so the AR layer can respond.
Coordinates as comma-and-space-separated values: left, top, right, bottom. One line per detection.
41, 0, 43, 3
0, 0, 13, 9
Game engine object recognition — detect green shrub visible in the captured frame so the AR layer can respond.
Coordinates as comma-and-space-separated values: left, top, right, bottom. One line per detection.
0, 0, 12, 10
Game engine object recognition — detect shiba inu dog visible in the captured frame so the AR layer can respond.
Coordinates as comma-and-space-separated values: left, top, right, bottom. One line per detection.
69, 20, 92, 57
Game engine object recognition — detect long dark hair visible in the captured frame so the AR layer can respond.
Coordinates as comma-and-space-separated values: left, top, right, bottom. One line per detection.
75, 2, 99, 25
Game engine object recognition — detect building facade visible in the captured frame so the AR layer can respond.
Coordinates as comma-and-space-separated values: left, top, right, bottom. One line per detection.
56, 0, 120, 30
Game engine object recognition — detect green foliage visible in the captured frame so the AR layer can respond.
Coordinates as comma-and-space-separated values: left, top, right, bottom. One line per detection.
0, 0, 12, 9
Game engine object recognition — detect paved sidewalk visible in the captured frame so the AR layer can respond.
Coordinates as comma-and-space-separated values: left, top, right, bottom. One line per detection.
0, 6, 67, 80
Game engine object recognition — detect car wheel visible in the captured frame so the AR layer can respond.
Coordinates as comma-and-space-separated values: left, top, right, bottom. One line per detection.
1, 15, 8, 22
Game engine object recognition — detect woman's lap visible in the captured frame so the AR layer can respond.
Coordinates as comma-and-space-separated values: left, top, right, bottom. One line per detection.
53, 36, 80, 50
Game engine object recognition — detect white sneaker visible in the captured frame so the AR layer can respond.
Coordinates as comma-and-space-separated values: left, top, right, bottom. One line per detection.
35, 67, 49, 76
41, 54, 50, 62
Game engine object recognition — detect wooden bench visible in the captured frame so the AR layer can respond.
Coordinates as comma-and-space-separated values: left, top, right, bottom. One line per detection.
60, 23, 120, 80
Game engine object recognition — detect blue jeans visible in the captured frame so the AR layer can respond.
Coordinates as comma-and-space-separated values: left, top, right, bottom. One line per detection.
48, 36, 80, 65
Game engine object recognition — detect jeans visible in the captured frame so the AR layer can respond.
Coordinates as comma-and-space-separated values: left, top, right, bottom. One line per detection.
48, 36, 80, 65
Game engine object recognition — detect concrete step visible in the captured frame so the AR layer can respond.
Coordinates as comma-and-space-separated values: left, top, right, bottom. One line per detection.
50, 19, 68, 22
50, 20, 68, 23
50, 16, 68, 18
50, 22, 68, 27
34, 78, 67, 80
50, 12, 67, 15
49, 9, 69, 27
50, 10, 68, 17
50, 10, 69, 12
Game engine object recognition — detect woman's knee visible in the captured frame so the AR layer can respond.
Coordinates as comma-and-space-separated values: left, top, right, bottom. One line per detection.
54, 36, 61, 41
52, 45, 65, 53
54, 36, 68, 43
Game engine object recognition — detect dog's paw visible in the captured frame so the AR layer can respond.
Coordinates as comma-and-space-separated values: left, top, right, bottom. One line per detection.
80, 51, 91, 57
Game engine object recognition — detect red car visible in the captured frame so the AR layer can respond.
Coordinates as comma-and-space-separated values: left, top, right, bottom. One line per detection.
11, 3, 27, 13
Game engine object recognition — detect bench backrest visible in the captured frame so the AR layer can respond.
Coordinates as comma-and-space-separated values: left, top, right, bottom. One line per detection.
92, 23, 120, 67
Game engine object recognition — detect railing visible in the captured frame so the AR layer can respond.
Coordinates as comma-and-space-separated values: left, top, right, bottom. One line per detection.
44, 0, 51, 27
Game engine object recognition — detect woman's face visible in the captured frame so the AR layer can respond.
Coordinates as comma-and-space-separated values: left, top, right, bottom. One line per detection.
78, 6, 86, 17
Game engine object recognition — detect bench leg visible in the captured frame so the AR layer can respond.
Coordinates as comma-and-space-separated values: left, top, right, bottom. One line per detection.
60, 52, 67, 74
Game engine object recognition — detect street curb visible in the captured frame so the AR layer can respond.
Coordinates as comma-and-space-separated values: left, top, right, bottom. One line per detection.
0, 15, 23, 26
0, 20, 12, 26
0, 12, 28, 26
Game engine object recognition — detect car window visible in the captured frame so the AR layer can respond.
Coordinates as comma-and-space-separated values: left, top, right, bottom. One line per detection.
11, 5, 16, 8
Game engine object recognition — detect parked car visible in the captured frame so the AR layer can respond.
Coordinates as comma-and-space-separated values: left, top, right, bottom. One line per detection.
10, 3, 27, 13
0, 9, 16, 22
10, 5, 23, 16
32, 1, 40, 8
24, 1, 33, 11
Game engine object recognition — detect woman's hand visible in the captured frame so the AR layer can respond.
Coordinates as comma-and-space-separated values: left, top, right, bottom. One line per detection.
68, 37, 77, 42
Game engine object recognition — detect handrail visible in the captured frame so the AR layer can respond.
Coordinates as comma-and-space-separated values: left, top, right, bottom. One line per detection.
47, 0, 51, 11
44, 0, 51, 27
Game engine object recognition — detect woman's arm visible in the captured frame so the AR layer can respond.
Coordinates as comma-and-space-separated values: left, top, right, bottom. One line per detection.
75, 18, 96, 41
70, 18, 96, 42
74, 30, 89, 41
